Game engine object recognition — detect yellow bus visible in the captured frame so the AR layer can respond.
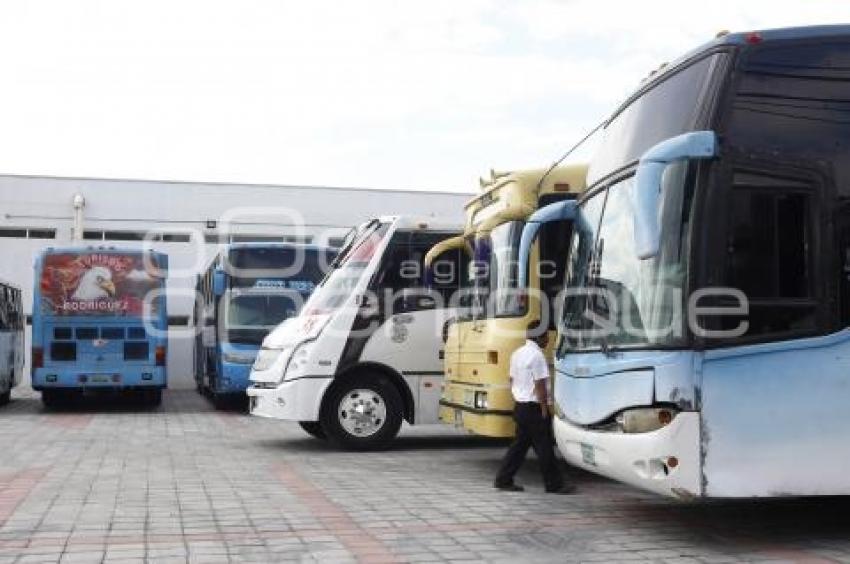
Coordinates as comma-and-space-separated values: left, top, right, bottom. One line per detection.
428, 165, 587, 437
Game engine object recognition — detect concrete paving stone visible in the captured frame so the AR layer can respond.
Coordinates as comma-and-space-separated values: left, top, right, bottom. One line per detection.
4, 390, 850, 563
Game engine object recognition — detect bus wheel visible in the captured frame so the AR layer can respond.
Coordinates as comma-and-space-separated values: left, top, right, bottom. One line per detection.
144, 389, 163, 407
210, 392, 223, 410
42, 390, 65, 409
298, 421, 327, 440
321, 374, 403, 451
0, 373, 10, 405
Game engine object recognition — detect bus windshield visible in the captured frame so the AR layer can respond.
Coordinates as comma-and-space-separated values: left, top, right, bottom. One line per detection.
303, 222, 390, 315
556, 54, 725, 355
559, 163, 693, 354
466, 221, 525, 320
587, 53, 725, 185
226, 293, 301, 344
226, 246, 332, 289
227, 294, 300, 328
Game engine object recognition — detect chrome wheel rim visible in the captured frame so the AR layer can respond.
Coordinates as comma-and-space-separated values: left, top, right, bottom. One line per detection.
338, 388, 387, 437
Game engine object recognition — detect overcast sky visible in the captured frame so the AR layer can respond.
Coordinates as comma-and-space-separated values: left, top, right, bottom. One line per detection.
1, 1, 849, 193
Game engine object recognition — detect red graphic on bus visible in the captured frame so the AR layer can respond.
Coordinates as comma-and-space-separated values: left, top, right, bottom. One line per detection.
40, 253, 162, 317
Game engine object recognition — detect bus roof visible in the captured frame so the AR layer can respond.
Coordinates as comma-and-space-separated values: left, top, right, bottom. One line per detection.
374, 215, 463, 231
466, 165, 588, 214
0, 277, 21, 291
225, 242, 335, 252
611, 25, 850, 126
39, 246, 166, 256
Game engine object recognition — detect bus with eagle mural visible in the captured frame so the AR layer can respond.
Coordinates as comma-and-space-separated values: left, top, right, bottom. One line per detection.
31, 247, 169, 408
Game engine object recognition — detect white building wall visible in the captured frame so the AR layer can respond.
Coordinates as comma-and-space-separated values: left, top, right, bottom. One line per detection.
0, 174, 470, 389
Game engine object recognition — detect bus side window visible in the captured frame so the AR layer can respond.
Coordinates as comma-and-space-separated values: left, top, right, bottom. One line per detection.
538, 219, 574, 329
0, 287, 8, 331
721, 171, 818, 340
837, 202, 850, 327
378, 232, 464, 312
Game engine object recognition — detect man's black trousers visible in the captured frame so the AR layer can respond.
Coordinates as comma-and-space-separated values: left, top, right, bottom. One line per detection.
494, 401, 564, 491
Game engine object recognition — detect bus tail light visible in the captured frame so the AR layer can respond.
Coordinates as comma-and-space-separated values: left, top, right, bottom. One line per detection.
487, 351, 498, 364
32, 348, 44, 369
745, 31, 763, 44
155, 346, 167, 366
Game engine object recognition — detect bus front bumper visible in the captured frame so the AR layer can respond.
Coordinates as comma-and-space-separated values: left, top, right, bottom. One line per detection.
438, 401, 515, 438
246, 377, 332, 422
217, 361, 253, 394
553, 412, 703, 499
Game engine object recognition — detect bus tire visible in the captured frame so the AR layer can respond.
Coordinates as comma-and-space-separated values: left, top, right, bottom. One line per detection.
0, 389, 10, 406
321, 374, 403, 451
42, 390, 65, 410
211, 392, 228, 410
145, 389, 163, 407
298, 421, 327, 440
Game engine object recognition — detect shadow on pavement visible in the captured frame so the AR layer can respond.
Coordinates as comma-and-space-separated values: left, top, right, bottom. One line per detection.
256, 432, 510, 454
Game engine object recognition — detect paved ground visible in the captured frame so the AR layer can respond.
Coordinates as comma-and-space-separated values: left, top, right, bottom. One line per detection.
1, 389, 850, 564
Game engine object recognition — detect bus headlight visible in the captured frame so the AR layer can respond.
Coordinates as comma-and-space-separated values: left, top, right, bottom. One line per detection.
283, 340, 316, 381
615, 407, 678, 433
223, 351, 256, 364
474, 391, 488, 410
253, 347, 288, 372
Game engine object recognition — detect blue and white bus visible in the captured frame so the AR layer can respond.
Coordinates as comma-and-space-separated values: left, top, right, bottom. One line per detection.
193, 243, 334, 407
0, 279, 24, 406
521, 26, 850, 498
32, 248, 169, 407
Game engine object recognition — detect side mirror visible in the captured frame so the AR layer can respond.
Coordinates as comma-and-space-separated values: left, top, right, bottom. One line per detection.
633, 130, 718, 260
424, 235, 467, 288
518, 200, 578, 288
212, 270, 226, 296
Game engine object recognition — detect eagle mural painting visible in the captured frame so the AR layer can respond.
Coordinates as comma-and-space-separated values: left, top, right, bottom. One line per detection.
40, 253, 160, 316
71, 266, 117, 300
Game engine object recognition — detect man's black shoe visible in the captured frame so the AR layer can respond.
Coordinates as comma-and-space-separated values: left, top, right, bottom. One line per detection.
545, 483, 576, 495
494, 482, 524, 492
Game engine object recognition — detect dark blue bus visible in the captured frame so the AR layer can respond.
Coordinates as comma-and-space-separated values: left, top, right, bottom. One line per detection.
193, 243, 334, 407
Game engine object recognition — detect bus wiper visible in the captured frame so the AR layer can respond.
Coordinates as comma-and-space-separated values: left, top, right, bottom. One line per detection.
330, 219, 378, 269
599, 337, 617, 358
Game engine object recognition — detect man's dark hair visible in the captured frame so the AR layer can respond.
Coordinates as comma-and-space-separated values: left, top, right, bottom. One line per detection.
526, 321, 547, 341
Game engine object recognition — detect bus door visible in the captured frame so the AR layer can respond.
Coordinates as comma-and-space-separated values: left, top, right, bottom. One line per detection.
363, 230, 466, 423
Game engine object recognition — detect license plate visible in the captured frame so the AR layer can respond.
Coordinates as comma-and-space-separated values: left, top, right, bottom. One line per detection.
91, 374, 112, 383
454, 409, 463, 427
580, 443, 597, 466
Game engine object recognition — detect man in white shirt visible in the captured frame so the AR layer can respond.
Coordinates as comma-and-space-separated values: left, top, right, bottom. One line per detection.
494, 322, 574, 494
